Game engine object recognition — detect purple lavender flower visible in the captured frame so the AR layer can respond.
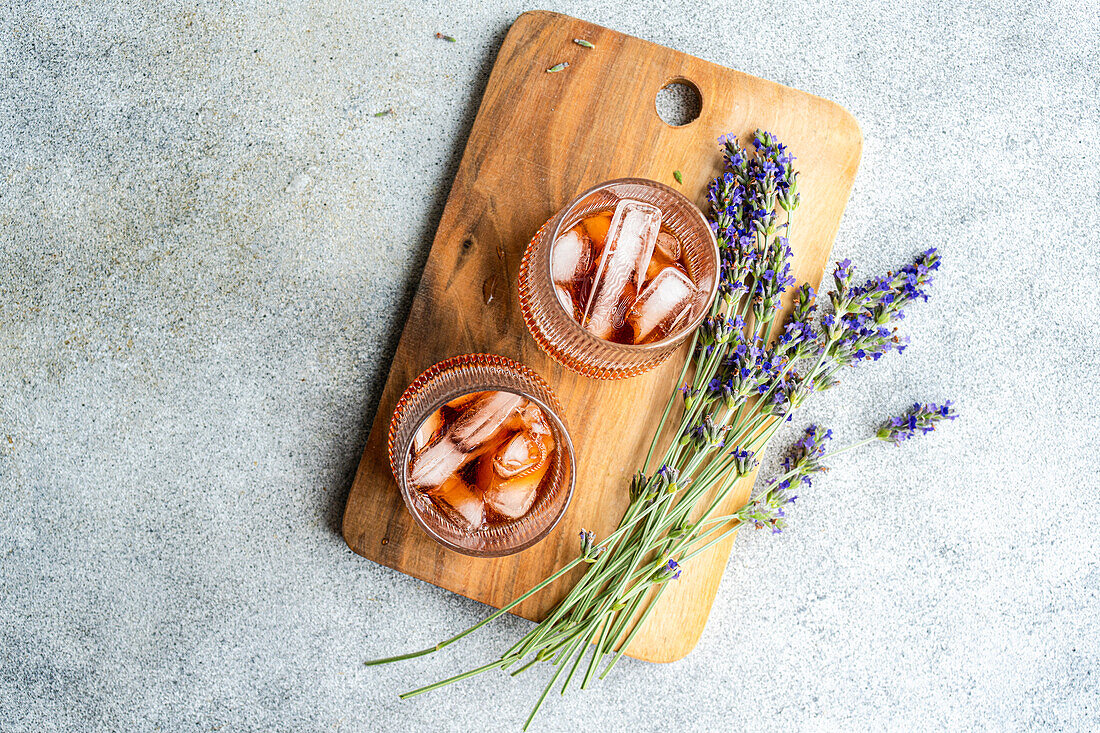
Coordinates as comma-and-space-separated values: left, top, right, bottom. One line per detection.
631, 465, 682, 504
682, 414, 726, 450
579, 529, 605, 562
707, 375, 736, 408
728, 447, 759, 477
655, 464, 679, 488
700, 314, 745, 348
750, 235, 797, 322
849, 248, 940, 316
654, 558, 682, 581
833, 258, 853, 286
774, 283, 820, 362
709, 130, 801, 322
782, 424, 833, 486
813, 249, 941, 382
740, 489, 794, 533
715, 334, 768, 407
877, 401, 958, 443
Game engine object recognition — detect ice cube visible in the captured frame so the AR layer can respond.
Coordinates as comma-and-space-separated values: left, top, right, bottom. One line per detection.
483, 478, 540, 519
446, 390, 488, 412
654, 230, 681, 262
449, 391, 524, 452
504, 401, 553, 438
628, 266, 697, 343
477, 430, 553, 519
410, 391, 522, 490
554, 284, 574, 316
412, 408, 444, 454
647, 231, 682, 281
434, 475, 485, 530
491, 431, 547, 478
477, 424, 554, 517
409, 437, 468, 491
551, 229, 593, 286
523, 403, 553, 436
582, 199, 662, 338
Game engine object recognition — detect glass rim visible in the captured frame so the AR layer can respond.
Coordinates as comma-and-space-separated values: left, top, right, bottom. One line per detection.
543, 176, 720, 354
392, 367, 576, 558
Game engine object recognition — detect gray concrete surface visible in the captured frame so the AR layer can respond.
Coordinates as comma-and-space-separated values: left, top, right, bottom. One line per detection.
2, 1, 1098, 730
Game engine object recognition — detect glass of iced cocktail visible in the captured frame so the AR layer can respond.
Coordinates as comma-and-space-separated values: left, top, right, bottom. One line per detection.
519, 178, 719, 379
388, 354, 575, 557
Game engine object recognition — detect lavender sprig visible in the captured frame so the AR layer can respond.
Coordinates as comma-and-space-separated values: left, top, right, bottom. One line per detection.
877, 401, 958, 443
698, 411, 957, 542
365, 131, 952, 730
781, 424, 833, 487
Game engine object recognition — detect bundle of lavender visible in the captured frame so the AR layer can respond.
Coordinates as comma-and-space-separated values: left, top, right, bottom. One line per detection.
368, 131, 957, 728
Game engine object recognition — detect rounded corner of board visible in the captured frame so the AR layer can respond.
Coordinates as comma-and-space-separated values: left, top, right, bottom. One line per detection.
819, 98, 864, 159
630, 634, 702, 664
340, 515, 366, 558
836, 106, 864, 154
510, 9, 560, 32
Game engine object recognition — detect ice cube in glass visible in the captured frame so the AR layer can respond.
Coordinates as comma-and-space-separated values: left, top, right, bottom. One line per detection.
581, 199, 662, 338
628, 266, 698, 343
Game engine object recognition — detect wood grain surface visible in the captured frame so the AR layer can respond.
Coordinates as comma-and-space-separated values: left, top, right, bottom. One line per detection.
342, 10, 861, 662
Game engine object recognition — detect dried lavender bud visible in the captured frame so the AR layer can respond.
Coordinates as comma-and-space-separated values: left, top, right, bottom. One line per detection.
728, 448, 758, 478
786, 425, 832, 479
652, 558, 682, 582
877, 402, 958, 443
579, 529, 605, 562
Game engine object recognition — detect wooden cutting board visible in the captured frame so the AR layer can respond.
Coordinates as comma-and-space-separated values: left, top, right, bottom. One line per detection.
343, 10, 861, 663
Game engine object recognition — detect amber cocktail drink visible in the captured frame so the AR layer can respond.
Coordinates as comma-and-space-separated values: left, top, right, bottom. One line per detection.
519, 179, 719, 379
388, 354, 574, 556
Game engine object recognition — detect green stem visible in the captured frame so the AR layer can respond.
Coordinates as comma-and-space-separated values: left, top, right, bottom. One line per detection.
643, 328, 699, 473
581, 615, 609, 689
522, 644, 574, 731
372, 492, 684, 668
599, 583, 669, 678
820, 436, 879, 460
365, 558, 583, 666
398, 659, 508, 699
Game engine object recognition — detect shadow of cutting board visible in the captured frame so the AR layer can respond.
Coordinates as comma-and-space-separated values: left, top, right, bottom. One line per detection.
343, 10, 861, 663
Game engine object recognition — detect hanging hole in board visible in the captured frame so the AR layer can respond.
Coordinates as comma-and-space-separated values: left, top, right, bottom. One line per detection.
655, 79, 702, 127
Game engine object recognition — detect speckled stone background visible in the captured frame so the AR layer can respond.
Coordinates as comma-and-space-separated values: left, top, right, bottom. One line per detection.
2, 1, 1098, 731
